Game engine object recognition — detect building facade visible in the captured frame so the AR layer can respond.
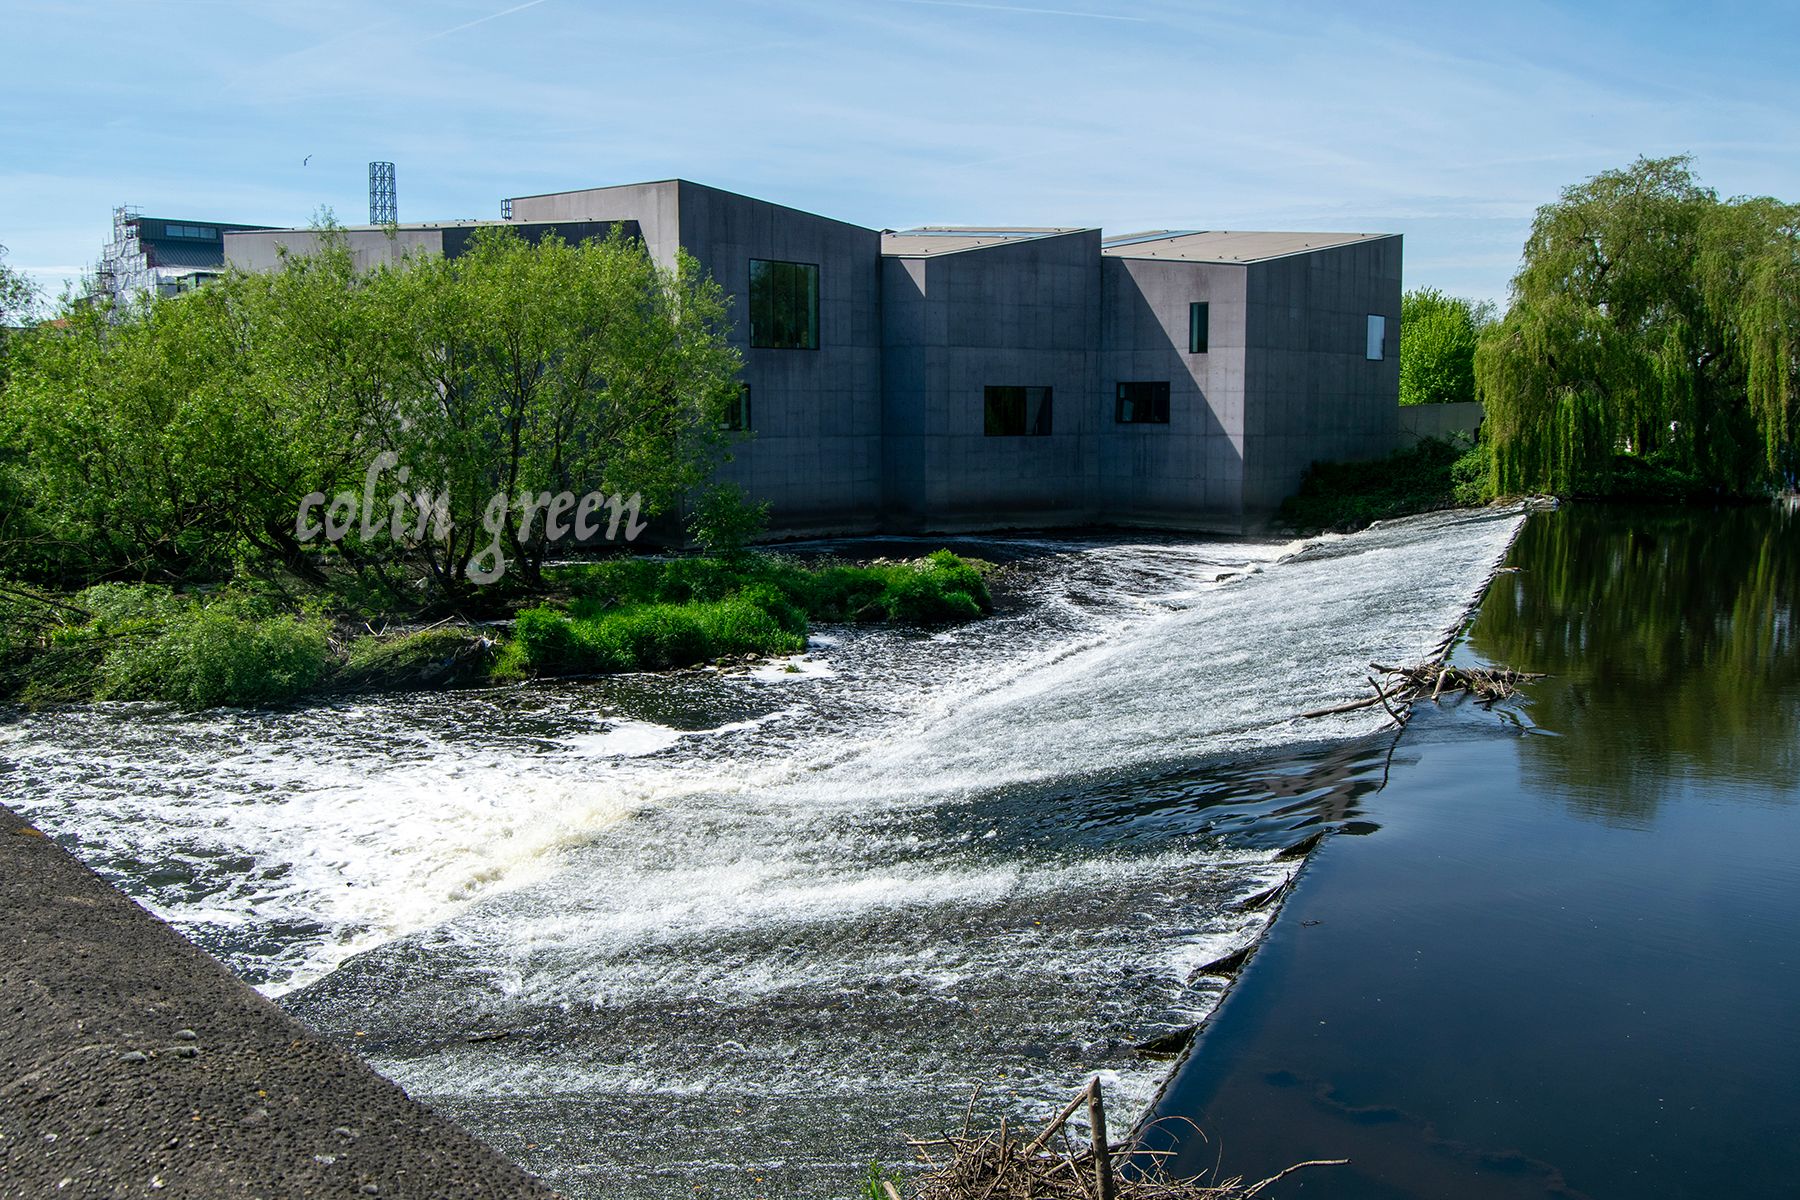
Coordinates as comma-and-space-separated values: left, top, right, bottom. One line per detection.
95, 207, 273, 310
224, 179, 1402, 535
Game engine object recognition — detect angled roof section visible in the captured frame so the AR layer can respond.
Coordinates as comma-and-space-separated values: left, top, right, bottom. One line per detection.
1102, 230, 1392, 264
881, 226, 1092, 258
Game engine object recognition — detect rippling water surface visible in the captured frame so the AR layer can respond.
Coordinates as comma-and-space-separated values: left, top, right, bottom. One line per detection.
2, 508, 1525, 1197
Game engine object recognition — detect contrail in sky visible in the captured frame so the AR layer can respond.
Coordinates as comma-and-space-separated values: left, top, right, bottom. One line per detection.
428, 0, 555, 40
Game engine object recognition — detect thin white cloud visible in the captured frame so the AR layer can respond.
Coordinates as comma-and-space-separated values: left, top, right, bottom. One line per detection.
427, 0, 556, 40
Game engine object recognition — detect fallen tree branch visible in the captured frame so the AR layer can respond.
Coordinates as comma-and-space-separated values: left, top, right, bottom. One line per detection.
903, 1081, 1346, 1199
1299, 658, 1544, 723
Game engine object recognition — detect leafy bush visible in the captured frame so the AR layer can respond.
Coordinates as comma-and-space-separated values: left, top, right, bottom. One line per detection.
505, 596, 804, 677
98, 607, 328, 709
687, 482, 769, 557
1450, 441, 1494, 507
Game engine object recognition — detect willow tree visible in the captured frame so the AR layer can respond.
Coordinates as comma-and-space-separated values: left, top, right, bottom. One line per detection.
1476, 156, 1800, 495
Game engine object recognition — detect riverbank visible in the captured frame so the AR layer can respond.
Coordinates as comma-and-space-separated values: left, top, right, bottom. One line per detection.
0, 550, 994, 710
1278, 437, 1772, 536
0, 798, 557, 1199
1141, 501, 1800, 1198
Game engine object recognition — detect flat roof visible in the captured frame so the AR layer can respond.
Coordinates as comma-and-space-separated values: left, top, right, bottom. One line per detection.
1101, 230, 1391, 263
225, 220, 504, 236
223, 218, 637, 237
880, 226, 1091, 257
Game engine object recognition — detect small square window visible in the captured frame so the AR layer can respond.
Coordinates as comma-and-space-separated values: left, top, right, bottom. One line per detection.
984, 386, 1053, 436
1189, 302, 1209, 354
1366, 314, 1387, 361
1116, 381, 1170, 424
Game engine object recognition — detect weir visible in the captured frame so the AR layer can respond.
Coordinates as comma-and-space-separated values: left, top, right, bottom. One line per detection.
4, 508, 1526, 1198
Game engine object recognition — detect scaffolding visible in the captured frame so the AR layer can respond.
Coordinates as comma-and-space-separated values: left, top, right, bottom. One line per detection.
94, 204, 148, 310
368, 161, 397, 225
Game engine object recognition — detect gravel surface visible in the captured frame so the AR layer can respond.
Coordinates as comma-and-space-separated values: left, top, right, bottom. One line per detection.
0, 801, 559, 1199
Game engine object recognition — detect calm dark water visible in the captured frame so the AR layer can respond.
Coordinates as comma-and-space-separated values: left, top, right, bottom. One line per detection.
1147, 502, 1800, 1199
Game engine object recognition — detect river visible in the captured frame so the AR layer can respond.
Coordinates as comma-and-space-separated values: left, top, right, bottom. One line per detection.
1146, 501, 1800, 1198
4, 508, 1525, 1197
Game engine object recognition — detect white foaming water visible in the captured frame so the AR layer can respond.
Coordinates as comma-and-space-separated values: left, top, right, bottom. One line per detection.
2, 508, 1526, 1198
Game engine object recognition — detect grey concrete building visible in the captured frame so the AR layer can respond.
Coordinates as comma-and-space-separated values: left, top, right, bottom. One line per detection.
504, 180, 885, 535
1099, 230, 1401, 525
224, 180, 1401, 535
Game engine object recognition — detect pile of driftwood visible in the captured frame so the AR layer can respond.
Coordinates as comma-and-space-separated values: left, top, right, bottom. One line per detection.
1300, 661, 1544, 729
891, 1081, 1342, 1200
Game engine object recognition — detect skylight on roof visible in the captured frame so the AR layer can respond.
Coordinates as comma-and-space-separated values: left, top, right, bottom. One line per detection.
1100, 231, 1201, 248
895, 228, 1045, 238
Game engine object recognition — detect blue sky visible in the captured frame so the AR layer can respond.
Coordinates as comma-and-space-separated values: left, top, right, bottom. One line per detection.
3, 0, 1796, 309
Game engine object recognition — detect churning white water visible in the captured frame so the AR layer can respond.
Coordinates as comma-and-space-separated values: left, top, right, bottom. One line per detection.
1, 507, 1525, 1198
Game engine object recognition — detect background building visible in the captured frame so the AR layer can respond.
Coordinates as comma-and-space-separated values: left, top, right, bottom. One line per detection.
94, 207, 272, 310
224, 179, 1404, 535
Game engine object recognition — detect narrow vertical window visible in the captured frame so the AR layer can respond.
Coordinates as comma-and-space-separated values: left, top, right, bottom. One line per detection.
749, 259, 819, 350
1366, 314, 1386, 361
1189, 302, 1209, 354
722, 383, 751, 431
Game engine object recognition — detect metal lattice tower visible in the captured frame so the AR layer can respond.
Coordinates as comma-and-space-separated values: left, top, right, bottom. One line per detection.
368, 162, 397, 225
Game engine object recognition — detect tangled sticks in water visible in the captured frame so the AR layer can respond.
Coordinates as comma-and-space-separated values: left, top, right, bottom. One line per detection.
890, 1081, 1344, 1200
1298, 661, 1546, 728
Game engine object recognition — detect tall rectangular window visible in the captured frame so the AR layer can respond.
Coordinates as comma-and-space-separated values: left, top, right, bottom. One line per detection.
749, 259, 819, 350
1189, 302, 1210, 353
1366, 314, 1387, 360
722, 383, 751, 431
1116, 381, 1171, 424
984, 386, 1053, 437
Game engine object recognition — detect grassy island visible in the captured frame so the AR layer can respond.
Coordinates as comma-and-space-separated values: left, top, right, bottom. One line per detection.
0, 550, 994, 711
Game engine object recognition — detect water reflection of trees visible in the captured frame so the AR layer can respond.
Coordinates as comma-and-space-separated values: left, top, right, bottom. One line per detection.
1467, 504, 1799, 825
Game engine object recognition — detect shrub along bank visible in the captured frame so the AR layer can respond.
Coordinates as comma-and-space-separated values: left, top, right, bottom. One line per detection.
0, 551, 994, 710
1278, 437, 1491, 534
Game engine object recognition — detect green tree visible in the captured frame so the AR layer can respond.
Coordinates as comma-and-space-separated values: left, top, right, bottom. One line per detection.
1475, 155, 1800, 495
379, 225, 743, 595
0, 224, 746, 602
1399, 287, 1487, 406
0, 243, 35, 324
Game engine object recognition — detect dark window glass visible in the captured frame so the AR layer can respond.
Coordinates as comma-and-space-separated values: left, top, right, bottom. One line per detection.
983, 386, 1053, 436
748, 259, 819, 350
723, 383, 751, 431
1189, 301, 1209, 353
1116, 381, 1171, 424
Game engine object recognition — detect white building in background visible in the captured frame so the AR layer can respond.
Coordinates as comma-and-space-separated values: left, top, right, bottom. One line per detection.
93, 206, 271, 310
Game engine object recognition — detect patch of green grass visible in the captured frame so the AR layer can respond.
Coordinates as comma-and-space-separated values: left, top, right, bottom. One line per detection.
548, 549, 993, 629
504, 597, 806, 680
857, 1160, 904, 1200
506, 595, 805, 678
